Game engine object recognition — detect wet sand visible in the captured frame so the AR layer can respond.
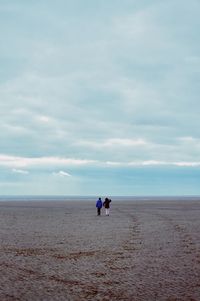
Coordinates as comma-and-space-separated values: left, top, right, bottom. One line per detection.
0, 199, 200, 301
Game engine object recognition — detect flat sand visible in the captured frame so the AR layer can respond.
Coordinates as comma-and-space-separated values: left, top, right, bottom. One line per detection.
0, 199, 200, 301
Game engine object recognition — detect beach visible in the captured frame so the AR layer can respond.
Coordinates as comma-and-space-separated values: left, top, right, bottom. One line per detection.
0, 199, 200, 301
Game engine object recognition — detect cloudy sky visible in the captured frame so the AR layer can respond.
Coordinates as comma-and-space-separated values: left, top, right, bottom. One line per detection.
0, 0, 200, 196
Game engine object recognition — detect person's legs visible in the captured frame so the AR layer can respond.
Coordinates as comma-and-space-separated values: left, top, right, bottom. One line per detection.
97, 208, 101, 215
105, 208, 110, 216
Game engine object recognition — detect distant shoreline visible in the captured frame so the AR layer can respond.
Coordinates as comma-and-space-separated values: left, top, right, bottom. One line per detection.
0, 195, 200, 202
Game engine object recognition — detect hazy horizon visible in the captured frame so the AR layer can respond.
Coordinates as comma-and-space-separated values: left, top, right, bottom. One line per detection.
0, 195, 200, 202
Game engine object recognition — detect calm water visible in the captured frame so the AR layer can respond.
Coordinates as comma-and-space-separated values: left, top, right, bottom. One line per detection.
0, 195, 200, 202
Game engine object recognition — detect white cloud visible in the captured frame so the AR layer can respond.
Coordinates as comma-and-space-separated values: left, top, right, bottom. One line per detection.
106, 138, 147, 147
2, 123, 30, 135
141, 160, 167, 166
113, 9, 160, 43
12, 168, 29, 174
52, 170, 72, 177
173, 162, 200, 167
0, 155, 96, 168
108, 160, 200, 167
77, 138, 148, 148
179, 136, 200, 145
37, 115, 50, 123
106, 161, 123, 166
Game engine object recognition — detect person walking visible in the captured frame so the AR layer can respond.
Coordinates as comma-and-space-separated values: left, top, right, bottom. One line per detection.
96, 197, 103, 216
103, 198, 112, 216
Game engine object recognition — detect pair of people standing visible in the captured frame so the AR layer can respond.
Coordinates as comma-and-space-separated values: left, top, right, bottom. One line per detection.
96, 197, 112, 216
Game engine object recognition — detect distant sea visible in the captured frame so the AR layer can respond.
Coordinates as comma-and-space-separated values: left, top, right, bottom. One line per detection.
0, 195, 200, 202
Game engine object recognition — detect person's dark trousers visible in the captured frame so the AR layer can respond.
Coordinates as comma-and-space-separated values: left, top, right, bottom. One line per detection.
97, 208, 101, 215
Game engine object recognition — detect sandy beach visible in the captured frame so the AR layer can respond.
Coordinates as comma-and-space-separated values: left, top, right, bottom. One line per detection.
0, 199, 200, 301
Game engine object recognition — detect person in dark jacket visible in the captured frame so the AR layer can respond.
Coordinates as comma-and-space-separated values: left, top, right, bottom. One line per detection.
103, 197, 112, 216
96, 197, 103, 216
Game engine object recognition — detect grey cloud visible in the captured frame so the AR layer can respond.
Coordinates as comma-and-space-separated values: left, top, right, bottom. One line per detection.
1, 0, 200, 196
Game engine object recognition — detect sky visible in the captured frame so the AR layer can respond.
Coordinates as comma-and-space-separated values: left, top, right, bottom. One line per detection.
0, 0, 200, 196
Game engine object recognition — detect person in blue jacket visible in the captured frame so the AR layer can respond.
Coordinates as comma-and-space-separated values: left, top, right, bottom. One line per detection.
96, 197, 103, 216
